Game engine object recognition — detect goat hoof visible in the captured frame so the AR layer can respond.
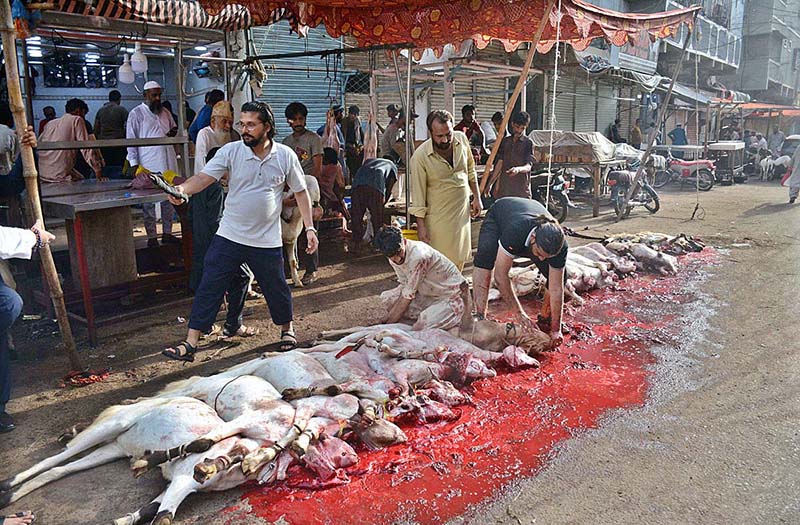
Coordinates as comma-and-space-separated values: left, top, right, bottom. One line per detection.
193, 461, 218, 484
0, 478, 12, 493
281, 387, 310, 400
151, 510, 173, 525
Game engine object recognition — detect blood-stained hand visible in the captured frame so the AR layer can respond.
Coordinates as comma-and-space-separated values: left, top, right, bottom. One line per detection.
548, 331, 564, 350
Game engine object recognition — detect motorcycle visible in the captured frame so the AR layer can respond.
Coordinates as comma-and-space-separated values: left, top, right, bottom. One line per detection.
652, 153, 715, 191
608, 169, 660, 219
530, 168, 570, 223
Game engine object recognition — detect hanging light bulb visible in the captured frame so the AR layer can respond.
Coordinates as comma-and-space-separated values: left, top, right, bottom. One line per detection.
130, 42, 148, 73
118, 54, 135, 84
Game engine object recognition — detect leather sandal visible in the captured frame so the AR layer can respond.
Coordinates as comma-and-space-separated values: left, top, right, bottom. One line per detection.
162, 341, 197, 362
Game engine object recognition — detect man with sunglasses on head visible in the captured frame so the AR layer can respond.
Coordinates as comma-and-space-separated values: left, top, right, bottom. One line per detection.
162, 102, 317, 361
471, 197, 568, 349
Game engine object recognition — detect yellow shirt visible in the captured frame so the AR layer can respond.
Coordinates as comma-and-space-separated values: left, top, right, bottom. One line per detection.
409, 131, 476, 270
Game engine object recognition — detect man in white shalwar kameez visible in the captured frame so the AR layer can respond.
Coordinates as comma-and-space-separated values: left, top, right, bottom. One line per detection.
374, 226, 468, 331
787, 145, 800, 204
126, 80, 179, 247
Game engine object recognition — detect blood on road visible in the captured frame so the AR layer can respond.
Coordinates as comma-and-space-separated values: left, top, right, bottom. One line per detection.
237, 253, 712, 525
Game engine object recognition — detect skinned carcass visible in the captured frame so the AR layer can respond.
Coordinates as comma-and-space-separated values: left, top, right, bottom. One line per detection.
566, 253, 616, 288
572, 243, 637, 274
0, 398, 263, 525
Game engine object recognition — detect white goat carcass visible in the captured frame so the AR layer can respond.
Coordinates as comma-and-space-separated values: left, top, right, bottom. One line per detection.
0, 398, 262, 525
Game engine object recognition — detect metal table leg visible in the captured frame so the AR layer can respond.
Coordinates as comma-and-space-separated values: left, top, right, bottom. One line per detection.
72, 213, 97, 346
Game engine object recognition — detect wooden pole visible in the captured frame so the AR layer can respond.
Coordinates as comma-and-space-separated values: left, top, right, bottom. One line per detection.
479, 0, 557, 196
0, 2, 83, 370
621, 23, 694, 214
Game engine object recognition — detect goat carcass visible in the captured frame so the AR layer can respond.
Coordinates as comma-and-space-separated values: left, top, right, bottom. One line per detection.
281, 174, 319, 288
629, 243, 678, 275
573, 243, 637, 274
0, 398, 261, 525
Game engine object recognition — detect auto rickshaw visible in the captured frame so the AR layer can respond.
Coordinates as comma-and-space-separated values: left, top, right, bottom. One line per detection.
706, 141, 746, 185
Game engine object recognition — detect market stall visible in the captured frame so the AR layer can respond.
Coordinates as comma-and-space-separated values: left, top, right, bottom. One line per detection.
525, 130, 626, 216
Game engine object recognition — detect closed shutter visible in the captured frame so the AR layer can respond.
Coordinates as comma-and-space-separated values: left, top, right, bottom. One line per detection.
574, 82, 596, 133
251, 22, 343, 140
547, 75, 575, 130
596, 83, 618, 139
474, 77, 506, 123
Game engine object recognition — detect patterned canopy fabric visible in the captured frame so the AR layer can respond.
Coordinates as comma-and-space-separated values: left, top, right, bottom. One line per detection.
194, 0, 699, 52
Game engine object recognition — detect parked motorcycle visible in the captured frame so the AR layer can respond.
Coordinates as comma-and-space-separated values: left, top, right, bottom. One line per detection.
608, 170, 659, 219
652, 153, 715, 191
530, 168, 570, 223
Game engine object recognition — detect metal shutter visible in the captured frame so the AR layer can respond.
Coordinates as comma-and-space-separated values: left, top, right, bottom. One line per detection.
574, 81, 596, 133
251, 22, 343, 140
547, 75, 575, 131
596, 83, 618, 139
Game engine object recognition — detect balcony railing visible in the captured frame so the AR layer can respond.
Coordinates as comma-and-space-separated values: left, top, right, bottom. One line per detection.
665, 0, 741, 68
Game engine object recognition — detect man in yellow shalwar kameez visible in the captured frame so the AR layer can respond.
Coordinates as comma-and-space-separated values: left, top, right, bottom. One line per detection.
409, 110, 483, 271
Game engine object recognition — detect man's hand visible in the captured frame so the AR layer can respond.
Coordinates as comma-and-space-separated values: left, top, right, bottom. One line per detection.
306, 230, 319, 254
548, 331, 564, 350
470, 195, 483, 218
95, 170, 108, 182
416, 220, 430, 243
167, 126, 178, 137
19, 126, 36, 149
516, 309, 535, 331
168, 185, 187, 206
31, 219, 55, 245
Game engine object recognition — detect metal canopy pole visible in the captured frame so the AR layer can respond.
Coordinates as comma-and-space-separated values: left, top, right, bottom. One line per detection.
621, 23, 695, 215
249, 42, 413, 62
479, 0, 557, 196
405, 49, 413, 226
175, 44, 191, 178
0, 1, 83, 369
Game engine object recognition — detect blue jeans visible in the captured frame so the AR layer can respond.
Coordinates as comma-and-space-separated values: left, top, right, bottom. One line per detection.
189, 236, 293, 332
0, 279, 23, 412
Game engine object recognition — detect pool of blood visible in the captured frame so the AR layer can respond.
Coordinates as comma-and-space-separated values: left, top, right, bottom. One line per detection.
238, 253, 713, 524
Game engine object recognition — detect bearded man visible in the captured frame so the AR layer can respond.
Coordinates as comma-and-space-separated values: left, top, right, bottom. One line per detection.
194, 101, 239, 174
409, 110, 482, 271
163, 102, 317, 361
126, 80, 180, 247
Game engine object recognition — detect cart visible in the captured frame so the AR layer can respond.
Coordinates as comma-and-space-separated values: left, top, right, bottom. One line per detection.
707, 141, 746, 185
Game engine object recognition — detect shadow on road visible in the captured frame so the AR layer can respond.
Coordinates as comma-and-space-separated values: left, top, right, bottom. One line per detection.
739, 202, 794, 218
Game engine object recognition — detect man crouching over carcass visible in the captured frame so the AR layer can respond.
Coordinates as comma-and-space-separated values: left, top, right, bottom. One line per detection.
471, 197, 567, 349
374, 226, 470, 331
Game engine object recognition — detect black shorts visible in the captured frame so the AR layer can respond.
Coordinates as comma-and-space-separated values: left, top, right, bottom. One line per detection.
474, 209, 503, 270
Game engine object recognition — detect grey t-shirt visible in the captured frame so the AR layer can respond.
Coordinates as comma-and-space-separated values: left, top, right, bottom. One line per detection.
201, 140, 307, 248
282, 129, 323, 175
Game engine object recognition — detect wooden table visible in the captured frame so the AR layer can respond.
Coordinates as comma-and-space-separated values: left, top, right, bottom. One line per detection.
41, 180, 187, 345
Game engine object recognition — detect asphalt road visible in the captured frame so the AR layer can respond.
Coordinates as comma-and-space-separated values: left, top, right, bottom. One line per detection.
456, 180, 800, 525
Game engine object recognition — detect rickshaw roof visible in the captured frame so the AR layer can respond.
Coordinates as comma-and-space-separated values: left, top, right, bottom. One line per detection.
707, 141, 745, 151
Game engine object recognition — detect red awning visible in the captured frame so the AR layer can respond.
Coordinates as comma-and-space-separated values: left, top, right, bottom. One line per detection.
196, 0, 699, 53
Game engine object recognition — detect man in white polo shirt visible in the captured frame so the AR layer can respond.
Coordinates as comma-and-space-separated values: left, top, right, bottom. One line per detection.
162, 101, 318, 360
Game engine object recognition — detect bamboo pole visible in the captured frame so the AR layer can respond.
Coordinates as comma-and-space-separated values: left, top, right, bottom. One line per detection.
479, 0, 557, 196
0, 2, 83, 370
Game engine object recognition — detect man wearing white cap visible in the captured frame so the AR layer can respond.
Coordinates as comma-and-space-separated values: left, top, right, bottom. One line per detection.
126, 80, 180, 247
194, 101, 239, 174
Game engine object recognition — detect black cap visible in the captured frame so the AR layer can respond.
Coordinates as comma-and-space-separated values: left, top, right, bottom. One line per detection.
348, 105, 360, 115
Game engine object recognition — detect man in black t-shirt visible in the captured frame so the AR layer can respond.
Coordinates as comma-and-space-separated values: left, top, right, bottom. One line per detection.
472, 197, 568, 348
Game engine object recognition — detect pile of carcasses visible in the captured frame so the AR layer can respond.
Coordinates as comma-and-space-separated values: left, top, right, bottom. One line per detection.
0, 319, 552, 525
492, 232, 705, 304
